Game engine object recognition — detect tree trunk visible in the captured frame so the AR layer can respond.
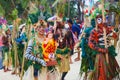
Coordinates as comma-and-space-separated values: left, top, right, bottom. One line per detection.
68, 0, 70, 18
77, 0, 81, 20
12, 20, 19, 74
81, 0, 85, 21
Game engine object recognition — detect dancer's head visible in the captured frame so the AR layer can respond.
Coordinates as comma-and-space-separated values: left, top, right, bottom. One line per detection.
96, 15, 103, 24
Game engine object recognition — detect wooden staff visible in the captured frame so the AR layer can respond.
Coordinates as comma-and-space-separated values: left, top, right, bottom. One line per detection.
8, 32, 12, 68
101, 0, 105, 23
103, 27, 109, 64
114, 14, 119, 47
101, 0, 109, 64
12, 19, 21, 74
20, 21, 32, 80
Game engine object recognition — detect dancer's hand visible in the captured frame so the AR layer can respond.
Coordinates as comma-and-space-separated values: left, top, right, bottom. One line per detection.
38, 59, 46, 66
98, 48, 108, 53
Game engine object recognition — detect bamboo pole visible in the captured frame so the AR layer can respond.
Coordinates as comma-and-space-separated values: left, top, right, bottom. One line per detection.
101, 0, 105, 22
20, 21, 32, 80
103, 27, 109, 64
114, 14, 119, 47
8, 33, 12, 67
12, 19, 21, 74
12, 20, 18, 74
101, 0, 109, 64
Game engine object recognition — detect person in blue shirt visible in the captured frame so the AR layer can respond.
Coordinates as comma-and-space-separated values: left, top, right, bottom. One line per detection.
67, 19, 81, 63
67, 19, 80, 38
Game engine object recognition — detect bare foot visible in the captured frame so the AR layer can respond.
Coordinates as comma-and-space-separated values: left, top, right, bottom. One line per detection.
70, 61, 73, 64
74, 57, 80, 62
11, 71, 16, 75
4, 68, 11, 72
70, 57, 73, 64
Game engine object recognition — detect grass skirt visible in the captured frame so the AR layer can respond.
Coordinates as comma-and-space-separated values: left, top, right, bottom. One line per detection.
91, 53, 120, 80
39, 67, 60, 80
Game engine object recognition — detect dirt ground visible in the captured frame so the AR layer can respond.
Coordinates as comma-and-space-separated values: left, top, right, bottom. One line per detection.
0, 51, 120, 80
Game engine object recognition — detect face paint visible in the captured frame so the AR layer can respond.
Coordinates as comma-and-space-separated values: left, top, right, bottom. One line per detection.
97, 18, 102, 24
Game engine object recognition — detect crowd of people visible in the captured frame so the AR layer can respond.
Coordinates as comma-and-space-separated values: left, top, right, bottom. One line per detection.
0, 13, 120, 80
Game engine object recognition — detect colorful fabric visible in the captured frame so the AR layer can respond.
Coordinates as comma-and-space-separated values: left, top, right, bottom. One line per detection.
24, 39, 46, 70
80, 26, 95, 74
0, 36, 4, 46
88, 25, 117, 54
42, 39, 57, 61
88, 24, 120, 80
15, 32, 28, 43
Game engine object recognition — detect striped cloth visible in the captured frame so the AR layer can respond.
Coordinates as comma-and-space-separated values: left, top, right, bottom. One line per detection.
24, 39, 46, 66
88, 27, 115, 53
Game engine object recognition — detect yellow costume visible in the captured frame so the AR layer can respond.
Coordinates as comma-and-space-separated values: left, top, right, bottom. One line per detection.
42, 39, 57, 61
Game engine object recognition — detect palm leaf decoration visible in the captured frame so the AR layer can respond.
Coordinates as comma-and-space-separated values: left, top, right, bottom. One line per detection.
109, 2, 120, 28
56, 1, 65, 17
109, 2, 120, 47
109, 2, 120, 15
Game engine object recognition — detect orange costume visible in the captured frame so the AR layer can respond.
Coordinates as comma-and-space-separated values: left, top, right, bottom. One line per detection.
42, 39, 57, 61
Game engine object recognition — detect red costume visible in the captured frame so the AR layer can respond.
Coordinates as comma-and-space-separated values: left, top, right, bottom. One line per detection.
88, 15, 119, 80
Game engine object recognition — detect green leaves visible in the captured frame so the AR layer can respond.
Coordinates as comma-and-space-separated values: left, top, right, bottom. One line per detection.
0, 4, 5, 16
21, 0, 29, 9
11, 9, 18, 20
110, 2, 120, 15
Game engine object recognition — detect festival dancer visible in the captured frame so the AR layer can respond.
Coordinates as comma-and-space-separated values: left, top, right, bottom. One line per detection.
42, 30, 58, 80
0, 18, 10, 71
0, 26, 4, 70
79, 17, 96, 80
88, 15, 120, 80
2, 25, 12, 72
67, 19, 78, 63
55, 21, 71, 80
24, 20, 46, 80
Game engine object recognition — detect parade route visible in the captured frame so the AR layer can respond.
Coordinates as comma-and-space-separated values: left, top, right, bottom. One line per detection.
0, 0, 120, 80
0, 53, 81, 80
0, 52, 120, 80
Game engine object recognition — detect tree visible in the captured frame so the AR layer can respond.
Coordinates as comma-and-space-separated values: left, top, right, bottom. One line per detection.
109, 2, 120, 47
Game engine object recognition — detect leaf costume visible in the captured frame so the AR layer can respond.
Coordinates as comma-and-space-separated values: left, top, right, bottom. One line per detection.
80, 26, 96, 75
55, 28, 72, 73
88, 22, 120, 80
14, 31, 27, 69
24, 39, 46, 72
79, 19, 96, 76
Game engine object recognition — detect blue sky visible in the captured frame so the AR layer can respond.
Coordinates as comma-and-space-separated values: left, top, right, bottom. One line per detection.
85, 0, 99, 5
